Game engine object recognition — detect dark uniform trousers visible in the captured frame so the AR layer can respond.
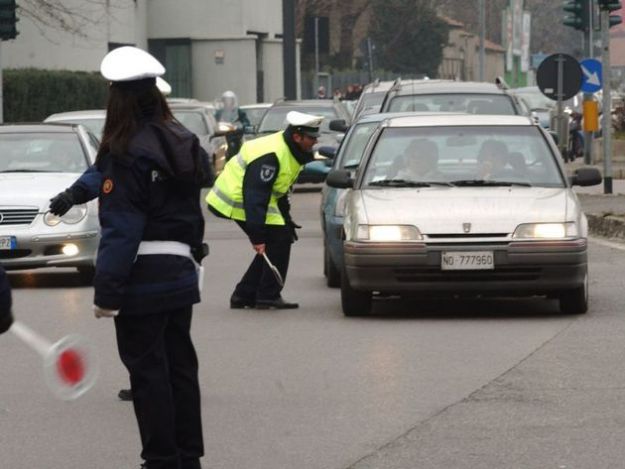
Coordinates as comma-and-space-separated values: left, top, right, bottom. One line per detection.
114, 306, 203, 469
233, 221, 292, 301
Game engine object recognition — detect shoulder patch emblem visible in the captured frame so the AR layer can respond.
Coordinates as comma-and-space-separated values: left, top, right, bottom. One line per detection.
260, 164, 276, 182
102, 178, 114, 194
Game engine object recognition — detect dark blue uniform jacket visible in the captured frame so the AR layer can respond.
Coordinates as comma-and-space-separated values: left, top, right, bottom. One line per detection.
92, 119, 212, 315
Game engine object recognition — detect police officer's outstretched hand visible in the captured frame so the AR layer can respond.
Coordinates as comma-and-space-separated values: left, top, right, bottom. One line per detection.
287, 220, 302, 242
49, 189, 75, 216
0, 310, 13, 335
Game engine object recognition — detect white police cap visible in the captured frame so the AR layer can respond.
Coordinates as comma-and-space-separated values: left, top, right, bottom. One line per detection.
156, 77, 172, 96
100, 46, 165, 82
286, 111, 324, 137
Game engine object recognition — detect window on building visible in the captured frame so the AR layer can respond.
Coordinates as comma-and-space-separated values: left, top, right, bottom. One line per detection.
148, 39, 192, 98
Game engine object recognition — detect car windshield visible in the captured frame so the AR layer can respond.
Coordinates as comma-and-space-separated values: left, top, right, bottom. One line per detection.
336, 122, 378, 168
173, 111, 209, 136
361, 126, 564, 189
258, 106, 339, 133
0, 133, 88, 173
243, 107, 268, 127
387, 93, 517, 115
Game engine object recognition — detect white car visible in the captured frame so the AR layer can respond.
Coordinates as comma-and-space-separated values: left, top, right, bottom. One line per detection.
326, 114, 602, 316
0, 124, 99, 280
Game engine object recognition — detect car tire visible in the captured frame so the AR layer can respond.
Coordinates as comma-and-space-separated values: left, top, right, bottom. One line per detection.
559, 274, 588, 315
77, 266, 96, 284
324, 244, 341, 288
340, 268, 371, 316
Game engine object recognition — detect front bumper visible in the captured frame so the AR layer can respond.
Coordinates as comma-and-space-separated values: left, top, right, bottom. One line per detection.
0, 229, 99, 270
344, 239, 587, 295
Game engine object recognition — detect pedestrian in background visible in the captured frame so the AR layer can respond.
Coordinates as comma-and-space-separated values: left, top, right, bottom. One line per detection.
317, 85, 327, 99
94, 46, 210, 469
206, 111, 322, 309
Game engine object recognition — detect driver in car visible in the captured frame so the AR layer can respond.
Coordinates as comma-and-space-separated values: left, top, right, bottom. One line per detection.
476, 140, 510, 180
393, 138, 441, 181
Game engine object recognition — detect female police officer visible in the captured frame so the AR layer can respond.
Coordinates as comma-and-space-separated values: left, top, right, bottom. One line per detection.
93, 46, 210, 469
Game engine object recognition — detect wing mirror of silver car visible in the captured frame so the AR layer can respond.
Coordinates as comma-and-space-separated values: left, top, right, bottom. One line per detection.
570, 167, 602, 187
326, 169, 354, 188
329, 119, 349, 133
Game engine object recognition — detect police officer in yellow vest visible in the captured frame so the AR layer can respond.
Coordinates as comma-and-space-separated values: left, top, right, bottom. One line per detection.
207, 111, 322, 309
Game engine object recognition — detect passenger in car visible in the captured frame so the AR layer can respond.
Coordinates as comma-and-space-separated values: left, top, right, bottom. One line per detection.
476, 140, 510, 179
393, 139, 442, 181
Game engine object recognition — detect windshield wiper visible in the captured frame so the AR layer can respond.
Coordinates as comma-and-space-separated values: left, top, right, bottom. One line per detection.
0, 169, 55, 173
449, 179, 532, 187
369, 179, 431, 187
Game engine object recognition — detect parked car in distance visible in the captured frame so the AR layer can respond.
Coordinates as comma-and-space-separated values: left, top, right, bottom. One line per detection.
44, 110, 106, 139
0, 123, 100, 280
327, 114, 601, 316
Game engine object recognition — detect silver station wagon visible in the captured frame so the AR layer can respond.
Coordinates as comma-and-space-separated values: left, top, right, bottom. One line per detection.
326, 115, 602, 316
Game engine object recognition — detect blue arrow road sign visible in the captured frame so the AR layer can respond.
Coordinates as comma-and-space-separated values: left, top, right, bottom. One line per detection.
580, 58, 603, 93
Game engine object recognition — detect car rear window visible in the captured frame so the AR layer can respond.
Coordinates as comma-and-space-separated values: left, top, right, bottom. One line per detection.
387, 93, 517, 115
361, 126, 564, 188
258, 107, 339, 133
173, 111, 209, 136
0, 133, 89, 173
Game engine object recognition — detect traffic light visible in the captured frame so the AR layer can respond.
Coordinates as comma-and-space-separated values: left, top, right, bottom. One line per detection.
563, 0, 589, 31
0, 0, 18, 41
598, 0, 623, 28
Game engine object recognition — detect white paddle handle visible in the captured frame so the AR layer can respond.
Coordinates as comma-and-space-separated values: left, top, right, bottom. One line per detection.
10, 321, 52, 357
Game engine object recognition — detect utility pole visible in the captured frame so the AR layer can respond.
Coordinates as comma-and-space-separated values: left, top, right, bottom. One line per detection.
282, 0, 296, 100
314, 16, 319, 97
601, 6, 613, 193
367, 37, 374, 83
479, 0, 485, 81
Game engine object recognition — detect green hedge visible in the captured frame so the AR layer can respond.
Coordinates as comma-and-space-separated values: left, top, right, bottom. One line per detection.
3, 68, 109, 123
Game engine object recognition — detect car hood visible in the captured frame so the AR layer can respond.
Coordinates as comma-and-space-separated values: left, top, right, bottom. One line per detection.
351, 187, 578, 236
0, 173, 84, 209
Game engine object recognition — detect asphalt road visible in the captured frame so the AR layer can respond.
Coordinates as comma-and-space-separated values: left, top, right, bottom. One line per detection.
0, 190, 621, 469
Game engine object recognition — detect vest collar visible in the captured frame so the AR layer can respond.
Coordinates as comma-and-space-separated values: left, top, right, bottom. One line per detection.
283, 128, 314, 165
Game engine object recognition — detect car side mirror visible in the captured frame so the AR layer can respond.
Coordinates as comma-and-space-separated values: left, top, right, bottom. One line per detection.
329, 119, 349, 133
318, 146, 337, 159
326, 169, 354, 188
570, 167, 602, 187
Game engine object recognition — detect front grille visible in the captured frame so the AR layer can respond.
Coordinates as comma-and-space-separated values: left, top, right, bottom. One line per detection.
426, 233, 509, 239
393, 267, 542, 283
0, 209, 39, 226
0, 249, 32, 259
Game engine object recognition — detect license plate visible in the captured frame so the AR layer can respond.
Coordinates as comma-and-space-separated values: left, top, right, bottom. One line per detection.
0, 236, 16, 250
441, 251, 494, 270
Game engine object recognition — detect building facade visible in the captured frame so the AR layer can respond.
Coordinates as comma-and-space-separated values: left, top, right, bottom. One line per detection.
3, 0, 291, 105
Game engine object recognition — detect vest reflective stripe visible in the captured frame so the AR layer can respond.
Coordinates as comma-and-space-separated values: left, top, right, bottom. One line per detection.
211, 186, 281, 215
206, 131, 302, 225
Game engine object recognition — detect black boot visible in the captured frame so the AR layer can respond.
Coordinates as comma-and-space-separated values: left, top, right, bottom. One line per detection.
230, 294, 255, 309
255, 297, 299, 309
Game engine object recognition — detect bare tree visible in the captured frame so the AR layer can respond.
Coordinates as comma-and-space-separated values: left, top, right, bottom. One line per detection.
17, 0, 130, 41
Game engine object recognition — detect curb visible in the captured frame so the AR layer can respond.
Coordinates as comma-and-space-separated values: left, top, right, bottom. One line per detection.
587, 213, 625, 240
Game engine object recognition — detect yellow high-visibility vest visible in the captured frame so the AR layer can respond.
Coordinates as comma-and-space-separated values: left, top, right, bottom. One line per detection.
206, 131, 303, 225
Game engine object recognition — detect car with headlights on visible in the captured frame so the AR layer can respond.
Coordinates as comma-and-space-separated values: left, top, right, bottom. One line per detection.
321, 111, 444, 287
326, 114, 601, 316
0, 123, 99, 279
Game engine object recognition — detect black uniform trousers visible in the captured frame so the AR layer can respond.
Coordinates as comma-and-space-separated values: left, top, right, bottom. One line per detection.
114, 306, 203, 469
233, 221, 292, 301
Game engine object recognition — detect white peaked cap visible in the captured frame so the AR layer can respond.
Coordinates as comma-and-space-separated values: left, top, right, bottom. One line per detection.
100, 46, 165, 82
156, 77, 172, 95
286, 111, 324, 128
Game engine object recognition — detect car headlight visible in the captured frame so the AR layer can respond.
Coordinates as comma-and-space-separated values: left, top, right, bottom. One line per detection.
356, 224, 423, 242
512, 222, 578, 239
44, 205, 88, 226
